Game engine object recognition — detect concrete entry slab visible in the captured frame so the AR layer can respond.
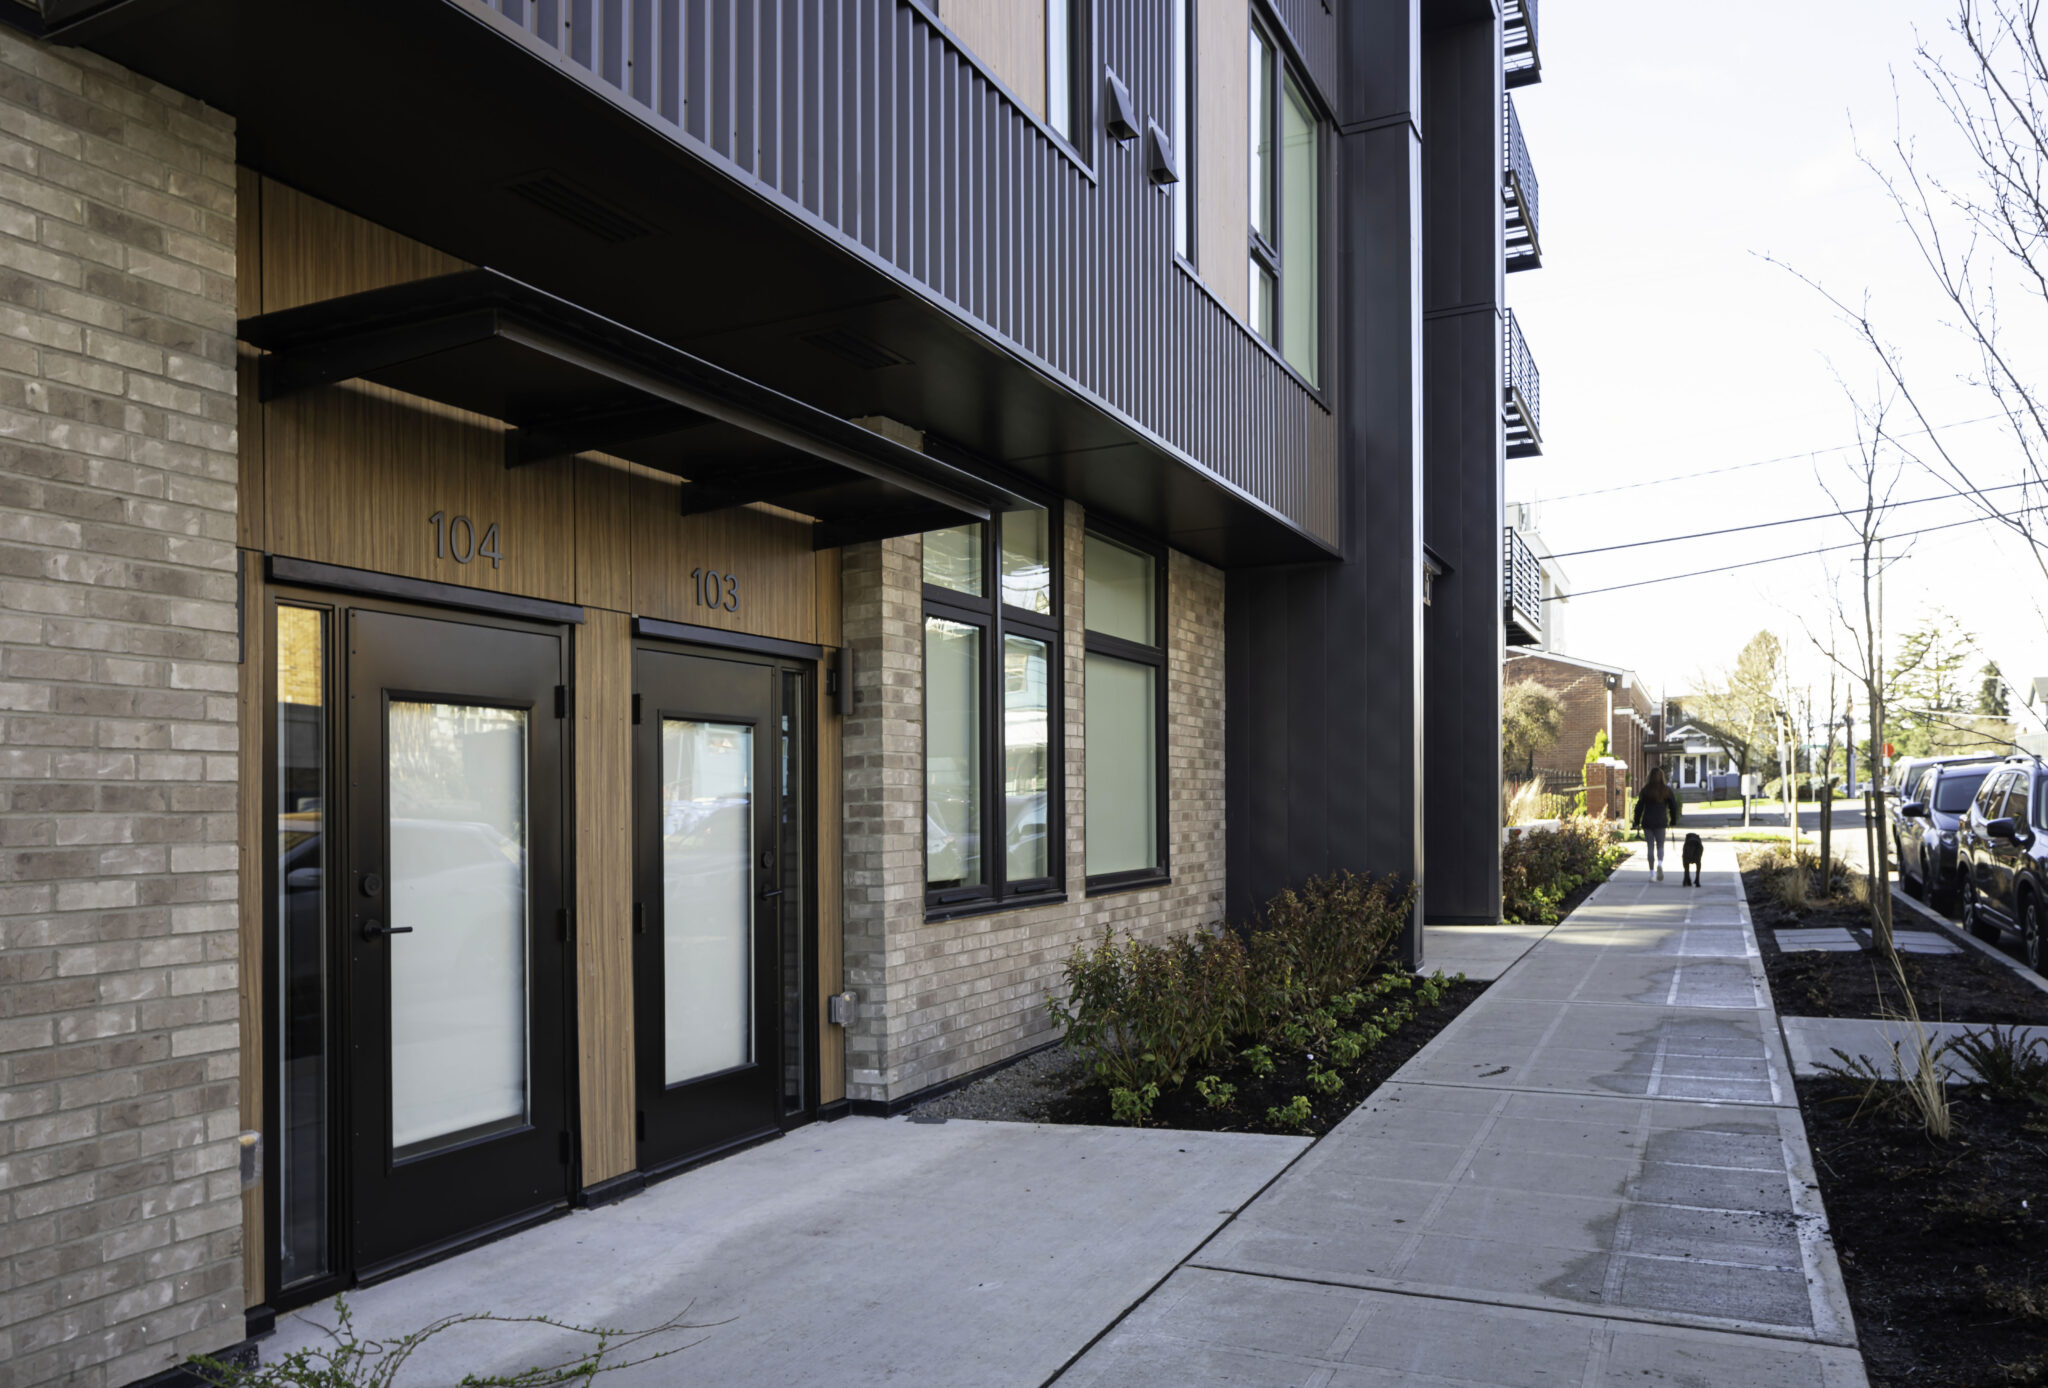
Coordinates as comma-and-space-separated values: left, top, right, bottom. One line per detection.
1773, 928, 1864, 953
1057, 1267, 1869, 1388
1782, 1016, 2048, 1080
261, 1117, 1308, 1387
1424, 922, 1554, 980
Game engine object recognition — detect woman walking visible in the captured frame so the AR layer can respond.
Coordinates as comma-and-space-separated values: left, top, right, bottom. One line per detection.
1631, 766, 1680, 881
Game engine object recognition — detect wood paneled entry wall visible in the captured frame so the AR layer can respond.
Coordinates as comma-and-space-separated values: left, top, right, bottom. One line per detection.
234, 174, 847, 1309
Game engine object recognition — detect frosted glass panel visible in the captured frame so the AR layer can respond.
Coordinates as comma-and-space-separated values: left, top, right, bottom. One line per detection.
925, 617, 983, 888
1004, 636, 1051, 882
1085, 655, 1158, 876
662, 719, 754, 1085
387, 701, 529, 1155
923, 524, 983, 595
1000, 508, 1052, 614
1280, 73, 1319, 386
1084, 533, 1156, 644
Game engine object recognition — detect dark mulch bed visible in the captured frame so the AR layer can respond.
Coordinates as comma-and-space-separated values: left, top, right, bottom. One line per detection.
1744, 870, 2048, 1025
1041, 976, 1489, 1138
1801, 1076, 2048, 1387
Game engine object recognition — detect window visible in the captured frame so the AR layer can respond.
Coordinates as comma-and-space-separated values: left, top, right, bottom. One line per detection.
1083, 530, 1167, 888
923, 508, 1061, 912
1046, 0, 1088, 145
1248, 20, 1321, 386
1171, 0, 1195, 260
1978, 771, 2015, 819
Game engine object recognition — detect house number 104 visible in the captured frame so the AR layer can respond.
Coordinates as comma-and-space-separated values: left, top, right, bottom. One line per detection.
427, 511, 503, 569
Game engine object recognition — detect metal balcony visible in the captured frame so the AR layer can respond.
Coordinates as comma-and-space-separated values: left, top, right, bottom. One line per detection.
1504, 526, 1545, 647
1505, 0, 1542, 88
1504, 94, 1541, 271
1504, 310, 1542, 459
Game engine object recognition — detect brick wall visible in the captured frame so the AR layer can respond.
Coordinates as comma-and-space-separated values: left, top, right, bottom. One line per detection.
0, 29, 243, 1387
840, 504, 1227, 1104
1504, 653, 1656, 793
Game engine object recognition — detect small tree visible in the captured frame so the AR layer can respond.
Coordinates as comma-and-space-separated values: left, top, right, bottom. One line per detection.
1501, 679, 1564, 777
1692, 632, 1787, 780
1979, 660, 2011, 717
1571, 729, 1610, 818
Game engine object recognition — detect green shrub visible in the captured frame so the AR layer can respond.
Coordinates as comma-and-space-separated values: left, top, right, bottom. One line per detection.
1267, 1095, 1313, 1130
1306, 1067, 1343, 1096
1240, 1044, 1276, 1077
1195, 1075, 1237, 1109
1109, 1082, 1160, 1126
1502, 817, 1627, 924
1045, 930, 1239, 1093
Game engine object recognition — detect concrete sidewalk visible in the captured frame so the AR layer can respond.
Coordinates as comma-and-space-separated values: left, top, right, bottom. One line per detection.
260, 1118, 1307, 1386
1057, 842, 1870, 1387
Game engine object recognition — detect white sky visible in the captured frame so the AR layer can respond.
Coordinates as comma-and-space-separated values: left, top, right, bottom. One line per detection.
1505, 0, 2048, 732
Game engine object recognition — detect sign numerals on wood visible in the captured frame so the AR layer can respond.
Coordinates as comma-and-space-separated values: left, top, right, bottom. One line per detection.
691, 567, 740, 612
428, 511, 504, 569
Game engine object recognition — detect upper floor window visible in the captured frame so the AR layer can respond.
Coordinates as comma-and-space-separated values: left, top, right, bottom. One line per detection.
1249, 22, 1321, 387
1171, 0, 1195, 259
924, 509, 1061, 914
1047, 0, 1088, 144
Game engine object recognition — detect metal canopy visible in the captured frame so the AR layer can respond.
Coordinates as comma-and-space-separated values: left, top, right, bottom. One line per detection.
237, 269, 1030, 549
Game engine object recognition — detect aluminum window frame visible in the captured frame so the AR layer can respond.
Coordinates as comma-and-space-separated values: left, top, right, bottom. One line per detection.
1082, 524, 1171, 895
1248, 12, 1324, 387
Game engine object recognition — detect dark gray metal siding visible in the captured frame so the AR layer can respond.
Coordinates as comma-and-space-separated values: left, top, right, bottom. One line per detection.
467, 0, 1339, 549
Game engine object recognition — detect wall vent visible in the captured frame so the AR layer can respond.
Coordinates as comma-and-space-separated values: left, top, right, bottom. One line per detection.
504, 173, 654, 244
801, 328, 910, 370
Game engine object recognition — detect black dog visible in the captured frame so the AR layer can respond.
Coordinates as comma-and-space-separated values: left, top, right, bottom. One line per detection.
1681, 833, 1704, 887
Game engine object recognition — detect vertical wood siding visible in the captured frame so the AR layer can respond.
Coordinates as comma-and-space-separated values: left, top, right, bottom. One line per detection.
469, 0, 1339, 549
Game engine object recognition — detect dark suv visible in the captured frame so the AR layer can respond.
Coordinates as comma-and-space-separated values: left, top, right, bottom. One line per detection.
1894, 755, 2003, 909
1958, 757, 2048, 971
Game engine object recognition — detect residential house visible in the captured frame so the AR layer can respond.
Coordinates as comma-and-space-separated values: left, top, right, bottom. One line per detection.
1503, 650, 1658, 789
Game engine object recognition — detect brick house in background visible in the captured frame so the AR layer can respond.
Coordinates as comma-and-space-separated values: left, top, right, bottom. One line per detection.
1504, 650, 1660, 792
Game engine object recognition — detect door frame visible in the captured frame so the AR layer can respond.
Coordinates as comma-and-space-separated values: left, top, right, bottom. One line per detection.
630, 634, 821, 1180
259, 583, 584, 1307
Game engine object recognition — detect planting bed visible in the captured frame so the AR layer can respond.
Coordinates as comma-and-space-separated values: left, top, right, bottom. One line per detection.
912, 972, 1489, 1139
1800, 1075, 2048, 1387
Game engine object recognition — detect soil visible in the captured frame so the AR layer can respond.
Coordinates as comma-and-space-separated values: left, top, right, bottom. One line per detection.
1743, 868, 2048, 1025
907, 975, 1489, 1138
1799, 1076, 2048, 1387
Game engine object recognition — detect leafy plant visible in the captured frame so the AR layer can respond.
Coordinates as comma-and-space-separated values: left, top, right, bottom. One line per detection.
1306, 1067, 1343, 1097
192, 1297, 706, 1388
1266, 1095, 1313, 1130
1240, 1045, 1276, 1078
1949, 1026, 2048, 1102
1195, 1075, 1236, 1109
1109, 1082, 1160, 1126
1502, 818, 1627, 924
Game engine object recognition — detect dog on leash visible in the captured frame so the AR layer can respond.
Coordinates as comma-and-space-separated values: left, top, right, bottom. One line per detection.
1680, 833, 1704, 887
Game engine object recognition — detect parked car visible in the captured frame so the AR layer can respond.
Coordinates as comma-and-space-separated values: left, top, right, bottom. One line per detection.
1893, 755, 2002, 909
1957, 756, 2048, 971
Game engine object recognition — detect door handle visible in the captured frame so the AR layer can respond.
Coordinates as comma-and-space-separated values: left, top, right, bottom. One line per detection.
759, 888, 785, 901
359, 920, 414, 941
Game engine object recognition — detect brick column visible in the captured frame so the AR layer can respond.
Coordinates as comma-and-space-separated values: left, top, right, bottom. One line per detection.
0, 29, 244, 1386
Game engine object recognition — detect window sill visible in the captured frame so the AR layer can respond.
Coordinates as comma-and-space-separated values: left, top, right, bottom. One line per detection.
1085, 873, 1172, 898
924, 891, 1069, 925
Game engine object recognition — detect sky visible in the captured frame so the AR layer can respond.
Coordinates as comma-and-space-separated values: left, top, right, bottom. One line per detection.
1505, 0, 2048, 735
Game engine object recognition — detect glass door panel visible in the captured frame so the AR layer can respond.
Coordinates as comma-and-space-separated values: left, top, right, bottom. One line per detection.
660, 719, 754, 1085
386, 700, 530, 1156
275, 603, 330, 1288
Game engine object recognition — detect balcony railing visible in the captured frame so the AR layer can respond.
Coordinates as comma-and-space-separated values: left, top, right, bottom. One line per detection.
1505, 0, 1542, 88
1504, 310, 1542, 458
1504, 94, 1541, 272
1504, 526, 1545, 647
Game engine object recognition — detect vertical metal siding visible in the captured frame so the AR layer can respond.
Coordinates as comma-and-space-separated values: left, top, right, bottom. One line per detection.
468, 0, 1338, 548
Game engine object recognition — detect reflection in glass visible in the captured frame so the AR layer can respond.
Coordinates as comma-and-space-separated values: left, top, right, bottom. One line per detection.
387, 701, 530, 1156
275, 605, 328, 1286
1250, 26, 1273, 238
662, 719, 754, 1085
1085, 654, 1158, 876
925, 617, 982, 889
922, 524, 983, 596
1280, 73, 1319, 385
777, 676, 806, 1115
1000, 508, 1053, 614
1004, 636, 1051, 882
1084, 533, 1157, 644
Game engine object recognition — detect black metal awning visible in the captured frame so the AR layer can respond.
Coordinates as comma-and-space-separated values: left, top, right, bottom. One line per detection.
237, 269, 1029, 549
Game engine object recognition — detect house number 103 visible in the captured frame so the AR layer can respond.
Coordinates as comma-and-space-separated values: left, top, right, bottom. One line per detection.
692, 567, 739, 612
427, 511, 504, 569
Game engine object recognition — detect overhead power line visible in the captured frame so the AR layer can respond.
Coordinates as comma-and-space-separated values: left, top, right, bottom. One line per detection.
1544, 478, 2035, 559
1524, 412, 2006, 502
1545, 504, 2047, 601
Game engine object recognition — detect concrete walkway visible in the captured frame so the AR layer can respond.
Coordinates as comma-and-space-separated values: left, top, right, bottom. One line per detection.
261, 1118, 1306, 1386
1057, 842, 1870, 1387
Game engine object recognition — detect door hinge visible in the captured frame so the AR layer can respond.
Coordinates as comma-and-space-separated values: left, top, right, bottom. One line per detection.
554, 685, 570, 719
631, 692, 642, 725
633, 901, 645, 935
559, 1130, 573, 1165
557, 906, 572, 943
636, 1110, 646, 1142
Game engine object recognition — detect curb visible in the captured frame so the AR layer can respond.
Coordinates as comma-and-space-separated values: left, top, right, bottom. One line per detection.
1890, 887, 2048, 999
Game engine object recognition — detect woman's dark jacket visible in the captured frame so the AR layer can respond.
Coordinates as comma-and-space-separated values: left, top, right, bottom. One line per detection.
1632, 788, 1680, 832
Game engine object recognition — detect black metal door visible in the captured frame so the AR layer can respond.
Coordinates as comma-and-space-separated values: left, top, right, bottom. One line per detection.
633, 647, 798, 1170
345, 609, 571, 1274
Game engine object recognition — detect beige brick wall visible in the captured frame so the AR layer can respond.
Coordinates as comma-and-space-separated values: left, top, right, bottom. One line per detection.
841, 503, 1227, 1104
0, 29, 243, 1388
